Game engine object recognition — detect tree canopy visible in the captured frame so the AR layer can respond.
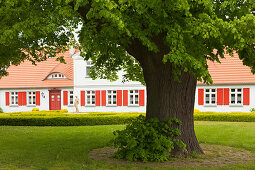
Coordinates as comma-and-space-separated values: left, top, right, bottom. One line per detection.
0, 0, 254, 83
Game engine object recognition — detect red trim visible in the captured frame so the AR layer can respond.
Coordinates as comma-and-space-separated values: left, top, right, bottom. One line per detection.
63, 91, 68, 105
217, 88, 223, 105
101, 90, 106, 106
123, 90, 128, 106
18, 92, 23, 106
198, 89, 204, 105
243, 88, 250, 105
5, 92, 9, 106
224, 88, 229, 105
81, 91, 85, 106
139, 90, 145, 106
23, 92, 27, 105
117, 90, 122, 106
36, 91, 40, 105
96, 90, 100, 106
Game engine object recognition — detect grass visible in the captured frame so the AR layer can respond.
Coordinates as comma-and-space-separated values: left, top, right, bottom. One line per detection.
0, 121, 254, 169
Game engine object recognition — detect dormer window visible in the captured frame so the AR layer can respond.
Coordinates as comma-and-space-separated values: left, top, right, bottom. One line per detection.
47, 73, 66, 79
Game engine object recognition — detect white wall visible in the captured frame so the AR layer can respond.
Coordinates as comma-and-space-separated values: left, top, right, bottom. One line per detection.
0, 87, 74, 113
194, 84, 255, 112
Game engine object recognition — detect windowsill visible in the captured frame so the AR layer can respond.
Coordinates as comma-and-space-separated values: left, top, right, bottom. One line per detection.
229, 104, 243, 107
128, 105, 139, 107
106, 105, 117, 107
204, 104, 217, 107
85, 105, 96, 107
10, 105, 18, 107
27, 105, 36, 107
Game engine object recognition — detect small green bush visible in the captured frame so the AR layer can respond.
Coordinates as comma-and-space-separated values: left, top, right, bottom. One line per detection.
0, 107, 3, 113
113, 115, 185, 162
250, 108, 255, 112
60, 109, 68, 113
32, 108, 39, 111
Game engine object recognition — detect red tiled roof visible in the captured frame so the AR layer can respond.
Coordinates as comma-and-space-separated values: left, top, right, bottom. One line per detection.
199, 53, 255, 85
0, 52, 73, 89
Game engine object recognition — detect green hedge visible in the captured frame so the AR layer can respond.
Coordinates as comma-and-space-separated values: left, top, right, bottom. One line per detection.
0, 111, 254, 126
194, 112, 255, 122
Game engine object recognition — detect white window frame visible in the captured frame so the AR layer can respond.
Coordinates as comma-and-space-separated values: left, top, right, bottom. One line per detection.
204, 88, 217, 105
230, 88, 242, 105
107, 90, 117, 106
85, 61, 92, 78
68, 90, 74, 106
10, 91, 18, 106
47, 72, 66, 79
86, 90, 96, 106
27, 91, 36, 106
129, 90, 139, 106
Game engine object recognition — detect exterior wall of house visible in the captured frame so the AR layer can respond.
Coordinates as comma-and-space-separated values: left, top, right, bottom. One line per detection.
73, 53, 146, 113
0, 88, 74, 113
194, 84, 255, 112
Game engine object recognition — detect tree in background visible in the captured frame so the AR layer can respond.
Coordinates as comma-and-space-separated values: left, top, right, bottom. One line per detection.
0, 0, 254, 156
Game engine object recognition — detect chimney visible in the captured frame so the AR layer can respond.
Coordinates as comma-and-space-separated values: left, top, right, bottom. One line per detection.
69, 46, 76, 57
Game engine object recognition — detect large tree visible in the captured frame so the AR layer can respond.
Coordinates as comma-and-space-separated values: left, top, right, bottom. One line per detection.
1, 0, 254, 155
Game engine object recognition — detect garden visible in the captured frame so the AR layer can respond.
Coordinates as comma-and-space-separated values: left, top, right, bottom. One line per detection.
0, 110, 254, 169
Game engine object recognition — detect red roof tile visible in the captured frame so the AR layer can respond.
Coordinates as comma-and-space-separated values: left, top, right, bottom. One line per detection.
0, 52, 73, 89
199, 53, 255, 84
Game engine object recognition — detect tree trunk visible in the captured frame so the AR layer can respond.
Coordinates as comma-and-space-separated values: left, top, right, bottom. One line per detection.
140, 54, 204, 157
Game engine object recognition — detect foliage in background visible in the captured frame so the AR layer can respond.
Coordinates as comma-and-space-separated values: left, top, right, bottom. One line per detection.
250, 108, 255, 112
113, 115, 185, 162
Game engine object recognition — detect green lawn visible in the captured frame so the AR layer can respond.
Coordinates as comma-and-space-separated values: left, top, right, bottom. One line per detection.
0, 121, 254, 169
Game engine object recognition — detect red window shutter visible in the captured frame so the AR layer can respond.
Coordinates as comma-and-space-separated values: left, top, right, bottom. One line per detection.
101, 90, 106, 106
243, 88, 250, 105
224, 88, 229, 105
96, 90, 100, 106
5, 92, 9, 106
139, 90, 145, 106
18, 92, 23, 106
123, 90, 128, 106
117, 90, 122, 106
36, 91, 40, 106
217, 88, 223, 105
81, 91, 85, 106
198, 89, 204, 105
63, 91, 68, 105
23, 92, 27, 105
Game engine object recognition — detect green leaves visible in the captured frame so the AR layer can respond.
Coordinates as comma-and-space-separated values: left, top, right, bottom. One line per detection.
113, 115, 185, 162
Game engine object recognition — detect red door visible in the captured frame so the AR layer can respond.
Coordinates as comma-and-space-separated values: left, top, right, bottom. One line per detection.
49, 90, 61, 110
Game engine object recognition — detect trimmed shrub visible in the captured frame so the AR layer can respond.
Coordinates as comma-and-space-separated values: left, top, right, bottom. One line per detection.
113, 115, 185, 162
60, 109, 68, 113
0, 107, 3, 113
194, 109, 200, 112
32, 108, 39, 111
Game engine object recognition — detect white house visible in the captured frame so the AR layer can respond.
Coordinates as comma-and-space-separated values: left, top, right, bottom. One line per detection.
0, 50, 254, 113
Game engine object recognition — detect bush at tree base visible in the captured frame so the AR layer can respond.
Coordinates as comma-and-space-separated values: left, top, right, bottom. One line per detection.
113, 115, 185, 162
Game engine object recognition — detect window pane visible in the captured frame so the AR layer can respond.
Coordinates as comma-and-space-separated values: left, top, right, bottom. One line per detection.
231, 94, 235, 103
135, 95, 139, 104
113, 96, 116, 104
92, 96, 95, 104
108, 95, 111, 104
237, 94, 242, 103
237, 89, 242, 92
206, 89, 209, 92
231, 89, 235, 92
212, 89, 216, 92
130, 95, 133, 104
87, 96, 90, 104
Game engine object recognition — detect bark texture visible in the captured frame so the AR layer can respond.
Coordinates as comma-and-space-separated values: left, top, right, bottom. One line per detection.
126, 38, 204, 156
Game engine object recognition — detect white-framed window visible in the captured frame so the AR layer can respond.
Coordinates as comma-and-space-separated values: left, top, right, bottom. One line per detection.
129, 90, 139, 106
69, 91, 74, 105
205, 88, 216, 105
86, 61, 92, 77
10, 92, 18, 105
107, 90, 117, 106
86, 90, 95, 106
28, 91, 36, 105
47, 72, 66, 79
230, 88, 242, 105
